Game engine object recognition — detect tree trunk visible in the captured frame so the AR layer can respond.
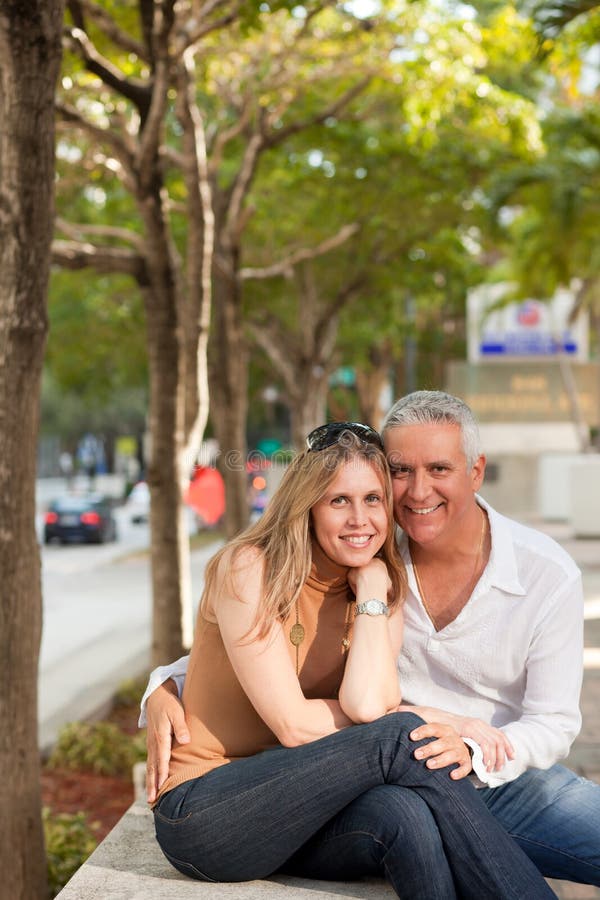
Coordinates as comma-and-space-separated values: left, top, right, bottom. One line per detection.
176, 59, 213, 458
289, 369, 329, 450
355, 344, 394, 431
0, 3, 64, 897
557, 354, 592, 453
356, 367, 390, 430
139, 193, 193, 664
209, 268, 249, 537
181, 278, 210, 460
592, 310, 600, 451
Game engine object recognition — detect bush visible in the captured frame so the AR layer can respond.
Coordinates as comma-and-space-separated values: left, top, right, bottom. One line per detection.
43, 807, 98, 898
130, 728, 148, 762
47, 721, 146, 777
112, 675, 148, 709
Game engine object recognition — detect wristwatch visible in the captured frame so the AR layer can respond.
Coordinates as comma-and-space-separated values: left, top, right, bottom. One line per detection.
355, 599, 389, 617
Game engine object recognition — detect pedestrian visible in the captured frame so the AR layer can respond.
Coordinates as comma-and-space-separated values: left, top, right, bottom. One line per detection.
59, 450, 73, 488
146, 423, 554, 899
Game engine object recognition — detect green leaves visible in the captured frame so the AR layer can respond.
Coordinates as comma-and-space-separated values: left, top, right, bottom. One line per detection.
52, 0, 599, 436
43, 808, 98, 898
47, 721, 146, 777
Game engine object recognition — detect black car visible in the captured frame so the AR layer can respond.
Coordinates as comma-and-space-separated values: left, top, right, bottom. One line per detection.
44, 495, 118, 545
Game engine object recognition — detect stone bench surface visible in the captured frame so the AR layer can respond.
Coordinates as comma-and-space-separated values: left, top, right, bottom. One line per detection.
54, 798, 596, 900
55, 800, 395, 900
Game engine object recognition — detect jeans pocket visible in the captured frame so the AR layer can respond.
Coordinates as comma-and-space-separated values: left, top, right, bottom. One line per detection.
154, 807, 194, 826
162, 849, 217, 882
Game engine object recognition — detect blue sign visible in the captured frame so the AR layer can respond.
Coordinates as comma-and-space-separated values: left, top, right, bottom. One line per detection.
468, 288, 588, 363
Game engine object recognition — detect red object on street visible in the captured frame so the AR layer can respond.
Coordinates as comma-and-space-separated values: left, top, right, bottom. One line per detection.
184, 466, 225, 526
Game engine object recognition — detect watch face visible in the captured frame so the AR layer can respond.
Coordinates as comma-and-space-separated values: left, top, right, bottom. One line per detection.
356, 599, 388, 616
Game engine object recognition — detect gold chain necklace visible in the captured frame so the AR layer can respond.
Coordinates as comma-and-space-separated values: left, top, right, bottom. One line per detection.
289, 598, 353, 676
413, 508, 487, 632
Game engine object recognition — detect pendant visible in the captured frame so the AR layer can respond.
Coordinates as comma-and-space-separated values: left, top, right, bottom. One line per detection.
341, 638, 350, 650
290, 623, 305, 647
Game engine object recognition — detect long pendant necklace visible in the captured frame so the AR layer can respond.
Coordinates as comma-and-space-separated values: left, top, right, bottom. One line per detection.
290, 598, 353, 676
413, 508, 487, 632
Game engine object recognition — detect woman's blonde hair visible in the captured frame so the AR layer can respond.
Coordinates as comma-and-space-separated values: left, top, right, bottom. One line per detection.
201, 432, 406, 638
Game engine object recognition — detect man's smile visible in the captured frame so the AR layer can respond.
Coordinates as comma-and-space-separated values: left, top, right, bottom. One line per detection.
406, 503, 444, 515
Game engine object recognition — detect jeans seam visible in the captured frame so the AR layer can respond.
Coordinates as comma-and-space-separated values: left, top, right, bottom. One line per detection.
160, 766, 302, 824
316, 828, 387, 849
403, 765, 527, 898
161, 848, 218, 882
511, 834, 600, 872
154, 808, 194, 825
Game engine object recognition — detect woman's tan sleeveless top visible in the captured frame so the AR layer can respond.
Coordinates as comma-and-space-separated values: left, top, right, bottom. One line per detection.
156, 542, 354, 801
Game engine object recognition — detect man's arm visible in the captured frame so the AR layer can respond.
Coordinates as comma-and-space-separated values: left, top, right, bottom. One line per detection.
139, 655, 190, 802
138, 653, 189, 726
488, 573, 584, 787
145, 679, 191, 802
432, 571, 584, 789
397, 562, 584, 788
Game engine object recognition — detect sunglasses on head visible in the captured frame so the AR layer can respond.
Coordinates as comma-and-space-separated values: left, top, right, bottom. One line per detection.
306, 422, 384, 453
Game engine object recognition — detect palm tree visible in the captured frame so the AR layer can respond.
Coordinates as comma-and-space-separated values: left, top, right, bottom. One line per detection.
533, 0, 600, 37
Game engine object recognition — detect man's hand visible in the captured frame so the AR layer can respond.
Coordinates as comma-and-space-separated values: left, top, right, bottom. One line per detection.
399, 704, 515, 775
145, 679, 190, 803
409, 722, 473, 780
452, 715, 515, 773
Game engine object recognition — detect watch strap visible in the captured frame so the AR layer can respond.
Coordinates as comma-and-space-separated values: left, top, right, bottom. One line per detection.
355, 599, 389, 617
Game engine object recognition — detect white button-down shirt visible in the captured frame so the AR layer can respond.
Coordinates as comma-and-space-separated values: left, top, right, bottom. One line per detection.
140, 498, 584, 788
398, 496, 583, 786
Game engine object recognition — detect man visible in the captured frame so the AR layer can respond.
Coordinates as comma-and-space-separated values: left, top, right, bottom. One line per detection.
141, 391, 600, 885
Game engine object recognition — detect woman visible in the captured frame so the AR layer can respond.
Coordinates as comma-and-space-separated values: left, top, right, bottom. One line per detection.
153, 423, 555, 899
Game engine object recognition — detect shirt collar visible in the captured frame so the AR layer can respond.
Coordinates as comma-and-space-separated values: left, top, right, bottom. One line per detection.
476, 496, 526, 596
397, 496, 527, 598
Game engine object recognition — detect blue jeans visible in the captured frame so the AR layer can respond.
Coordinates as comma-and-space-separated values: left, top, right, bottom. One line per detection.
480, 764, 600, 885
279, 784, 456, 898
154, 712, 555, 899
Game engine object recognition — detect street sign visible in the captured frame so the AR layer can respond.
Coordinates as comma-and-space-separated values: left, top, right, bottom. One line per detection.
446, 360, 599, 425
467, 283, 589, 363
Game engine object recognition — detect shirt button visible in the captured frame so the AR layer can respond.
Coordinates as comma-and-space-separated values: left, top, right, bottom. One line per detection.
427, 639, 440, 653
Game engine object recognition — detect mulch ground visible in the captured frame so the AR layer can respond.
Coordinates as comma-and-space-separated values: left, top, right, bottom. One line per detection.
41, 703, 141, 842
41, 768, 134, 841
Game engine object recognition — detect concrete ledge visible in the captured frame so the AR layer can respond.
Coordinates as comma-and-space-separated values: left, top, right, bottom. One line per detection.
52, 797, 585, 899
55, 800, 395, 899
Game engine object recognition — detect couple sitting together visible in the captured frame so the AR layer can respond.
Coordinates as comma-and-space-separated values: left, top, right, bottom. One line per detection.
140, 391, 600, 898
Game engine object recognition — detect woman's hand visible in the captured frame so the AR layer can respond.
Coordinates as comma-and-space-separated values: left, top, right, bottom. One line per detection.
400, 705, 515, 774
145, 680, 190, 803
408, 721, 473, 780
347, 556, 392, 598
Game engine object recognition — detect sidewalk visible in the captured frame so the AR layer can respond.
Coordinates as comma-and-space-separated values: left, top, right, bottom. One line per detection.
38, 539, 222, 752
532, 519, 600, 900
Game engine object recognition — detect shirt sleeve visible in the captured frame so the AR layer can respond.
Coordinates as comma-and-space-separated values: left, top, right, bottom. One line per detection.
472, 573, 584, 788
138, 654, 190, 728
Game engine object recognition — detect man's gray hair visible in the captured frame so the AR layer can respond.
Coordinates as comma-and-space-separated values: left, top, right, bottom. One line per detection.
382, 391, 482, 469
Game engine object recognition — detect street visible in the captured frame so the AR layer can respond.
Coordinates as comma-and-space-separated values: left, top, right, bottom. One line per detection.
39, 505, 221, 751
